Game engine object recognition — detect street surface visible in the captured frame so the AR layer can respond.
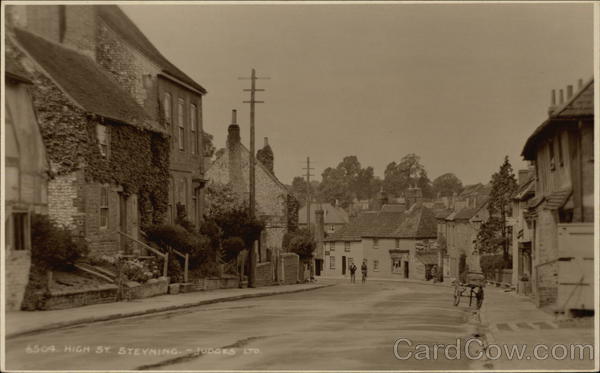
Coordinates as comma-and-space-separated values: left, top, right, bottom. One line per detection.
6, 280, 480, 370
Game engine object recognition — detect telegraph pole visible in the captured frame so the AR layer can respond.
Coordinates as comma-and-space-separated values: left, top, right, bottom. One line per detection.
239, 68, 269, 288
302, 157, 314, 232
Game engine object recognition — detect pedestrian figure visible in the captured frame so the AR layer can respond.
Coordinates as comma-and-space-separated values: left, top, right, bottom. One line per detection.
361, 261, 368, 284
350, 263, 357, 283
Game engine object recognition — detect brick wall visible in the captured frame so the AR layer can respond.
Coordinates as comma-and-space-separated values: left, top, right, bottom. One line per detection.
48, 170, 84, 232
255, 262, 274, 287
281, 253, 299, 285
5, 250, 31, 310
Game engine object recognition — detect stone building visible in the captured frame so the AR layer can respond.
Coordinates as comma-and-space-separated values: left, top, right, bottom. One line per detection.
438, 202, 489, 281
205, 110, 291, 260
521, 79, 594, 313
7, 21, 167, 256
322, 200, 438, 280
508, 169, 535, 296
4, 56, 51, 310
8, 4, 208, 227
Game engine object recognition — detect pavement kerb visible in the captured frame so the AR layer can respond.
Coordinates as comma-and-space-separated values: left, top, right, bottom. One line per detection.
6, 283, 334, 339
319, 276, 453, 287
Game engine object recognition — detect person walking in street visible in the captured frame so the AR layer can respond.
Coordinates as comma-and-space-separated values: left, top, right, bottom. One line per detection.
361, 261, 368, 284
350, 263, 357, 283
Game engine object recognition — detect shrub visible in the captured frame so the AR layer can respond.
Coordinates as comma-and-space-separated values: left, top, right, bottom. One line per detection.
480, 254, 505, 280
222, 237, 245, 262
145, 224, 212, 269
31, 213, 88, 270
120, 258, 159, 283
283, 229, 315, 260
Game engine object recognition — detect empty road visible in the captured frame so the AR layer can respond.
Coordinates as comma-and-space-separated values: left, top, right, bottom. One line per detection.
6, 280, 481, 370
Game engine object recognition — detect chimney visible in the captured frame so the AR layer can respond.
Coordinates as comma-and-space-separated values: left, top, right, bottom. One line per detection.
548, 89, 557, 115
518, 169, 530, 186
264, 137, 269, 147
566, 85, 573, 100
227, 109, 240, 149
227, 109, 244, 198
578, 79, 583, 90
405, 186, 423, 210
559, 89, 564, 105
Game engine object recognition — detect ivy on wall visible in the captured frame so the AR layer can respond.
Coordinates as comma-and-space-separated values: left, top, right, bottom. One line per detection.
28, 68, 170, 228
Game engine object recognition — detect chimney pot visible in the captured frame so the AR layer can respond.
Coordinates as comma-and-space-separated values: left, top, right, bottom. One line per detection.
231, 109, 237, 124
551, 89, 556, 106
578, 79, 583, 89
559, 89, 564, 104
566, 85, 573, 100
264, 137, 269, 147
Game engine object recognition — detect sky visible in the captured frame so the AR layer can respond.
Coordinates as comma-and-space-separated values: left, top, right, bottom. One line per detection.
123, 2, 594, 186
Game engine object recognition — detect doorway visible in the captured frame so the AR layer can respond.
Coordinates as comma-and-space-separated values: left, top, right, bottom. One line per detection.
119, 193, 127, 253
403, 261, 409, 278
342, 256, 347, 275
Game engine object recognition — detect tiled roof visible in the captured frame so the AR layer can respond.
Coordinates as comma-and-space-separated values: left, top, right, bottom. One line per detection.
324, 206, 438, 241
298, 203, 349, 225
522, 79, 593, 160
97, 5, 206, 94
514, 178, 535, 201
381, 204, 406, 212
453, 208, 479, 221
544, 188, 572, 210
15, 29, 161, 132
324, 212, 379, 242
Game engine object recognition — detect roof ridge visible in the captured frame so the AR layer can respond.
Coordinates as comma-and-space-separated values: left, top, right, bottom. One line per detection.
552, 77, 594, 118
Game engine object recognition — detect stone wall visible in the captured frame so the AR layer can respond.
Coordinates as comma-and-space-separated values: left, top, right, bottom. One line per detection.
255, 262, 274, 287
5, 250, 32, 311
281, 253, 299, 285
536, 261, 558, 307
45, 285, 118, 310
123, 277, 168, 300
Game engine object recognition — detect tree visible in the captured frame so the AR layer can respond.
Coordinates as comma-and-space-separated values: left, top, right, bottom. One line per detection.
476, 156, 518, 266
283, 228, 316, 260
202, 131, 216, 159
383, 153, 433, 198
318, 155, 379, 207
432, 173, 463, 198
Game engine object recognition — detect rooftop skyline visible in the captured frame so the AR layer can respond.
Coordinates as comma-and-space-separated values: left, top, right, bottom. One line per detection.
123, 3, 593, 186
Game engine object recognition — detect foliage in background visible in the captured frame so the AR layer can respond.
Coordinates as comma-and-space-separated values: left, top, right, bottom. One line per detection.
383, 153, 433, 199
144, 224, 211, 269
318, 156, 382, 208
477, 156, 518, 266
432, 173, 463, 198
31, 213, 89, 270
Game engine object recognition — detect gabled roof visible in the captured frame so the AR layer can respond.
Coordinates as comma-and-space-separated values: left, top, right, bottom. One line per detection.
324, 206, 437, 242
522, 79, 594, 160
14, 28, 162, 133
299, 203, 349, 225
514, 177, 535, 201
97, 5, 206, 94
324, 212, 379, 242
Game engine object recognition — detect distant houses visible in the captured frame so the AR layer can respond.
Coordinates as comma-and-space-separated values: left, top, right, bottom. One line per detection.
521, 79, 594, 313
298, 202, 349, 234
322, 196, 438, 281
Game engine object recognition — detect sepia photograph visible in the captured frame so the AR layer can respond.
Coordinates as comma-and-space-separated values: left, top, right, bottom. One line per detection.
1, 1, 597, 371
